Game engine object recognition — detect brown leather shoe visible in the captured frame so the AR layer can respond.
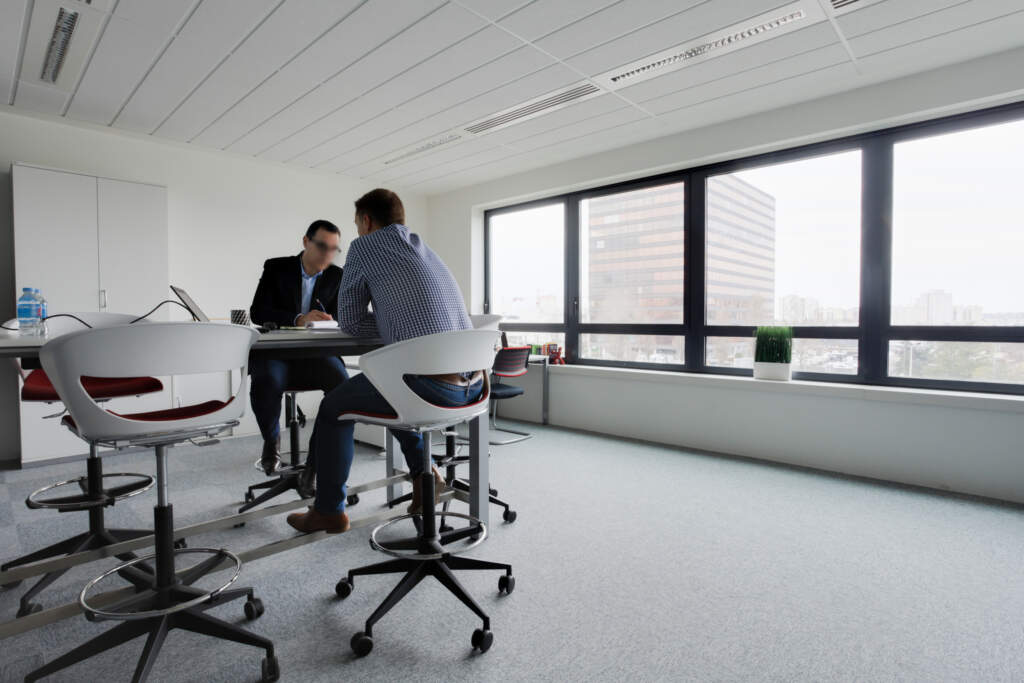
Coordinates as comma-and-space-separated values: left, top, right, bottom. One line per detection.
286, 507, 350, 534
407, 466, 446, 515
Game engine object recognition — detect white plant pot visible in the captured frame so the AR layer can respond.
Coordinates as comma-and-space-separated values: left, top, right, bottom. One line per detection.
753, 361, 792, 381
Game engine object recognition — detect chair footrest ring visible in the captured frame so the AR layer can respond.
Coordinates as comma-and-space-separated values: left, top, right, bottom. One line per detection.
370, 512, 487, 560
80, 547, 242, 621
26, 473, 155, 511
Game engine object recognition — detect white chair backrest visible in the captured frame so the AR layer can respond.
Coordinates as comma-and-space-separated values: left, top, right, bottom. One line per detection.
358, 329, 501, 429
4, 312, 146, 382
470, 314, 502, 331
40, 322, 257, 441
43, 312, 144, 337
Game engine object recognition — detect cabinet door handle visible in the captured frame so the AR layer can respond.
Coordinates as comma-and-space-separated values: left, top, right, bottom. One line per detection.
99, 289, 107, 309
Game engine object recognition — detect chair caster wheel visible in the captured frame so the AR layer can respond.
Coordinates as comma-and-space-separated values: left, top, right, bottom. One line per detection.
351, 631, 373, 657
347, 494, 360, 506
17, 602, 42, 618
2, 580, 23, 590
244, 597, 264, 620
335, 578, 352, 599
174, 538, 187, 549
244, 491, 255, 503
261, 654, 280, 682
498, 574, 515, 595
471, 628, 493, 653
489, 488, 498, 496
503, 509, 517, 523
233, 522, 246, 528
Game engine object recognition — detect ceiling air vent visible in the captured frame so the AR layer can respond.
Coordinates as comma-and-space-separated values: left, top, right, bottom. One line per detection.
41, 7, 79, 83
831, 0, 860, 9
383, 133, 462, 165
595, 1, 824, 90
463, 83, 601, 135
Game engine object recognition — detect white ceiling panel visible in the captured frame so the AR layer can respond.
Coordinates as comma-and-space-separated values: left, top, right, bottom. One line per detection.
618, 22, 838, 105
0, 0, 29, 105
212, 3, 481, 154
567, 0, 806, 77
453, 0, 534, 22
385, 145, 517, 186
482, 94, 630, 146
854, 8, 1024, 75
641, 43, 850, 115
284, 106, 423, 167
113, 0, 195, 31
13, 80, 69, 115
503, 106, 647, 153
157, 0, 423, 142
67, 14, 179, 124
114, 0, 278, 133
189, 0, 364, 149
283, 46, 559, 168
837, 0, 970, 37
845, 0, 1022, 58
326, 63, 583, 174
498, 0, 620, 42
228, 0, 479, 156
363, 135, 504, 181
535, 0, 703, 61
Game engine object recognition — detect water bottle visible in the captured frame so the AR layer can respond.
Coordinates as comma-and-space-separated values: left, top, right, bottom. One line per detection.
16, 288, 39, 335
33, 289, 47, 334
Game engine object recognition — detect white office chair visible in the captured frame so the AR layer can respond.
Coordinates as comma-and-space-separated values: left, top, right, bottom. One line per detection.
26, 322, 280, 683
333, 329, 515, 657
469, 313, 502, 331
1, 312, 164, 618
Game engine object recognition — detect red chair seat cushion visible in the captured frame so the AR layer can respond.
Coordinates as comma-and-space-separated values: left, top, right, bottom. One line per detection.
22, 370, 163, 402
61, 399, 231, 431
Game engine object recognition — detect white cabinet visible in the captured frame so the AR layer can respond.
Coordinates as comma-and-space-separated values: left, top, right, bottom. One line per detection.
12, 163, 170, 464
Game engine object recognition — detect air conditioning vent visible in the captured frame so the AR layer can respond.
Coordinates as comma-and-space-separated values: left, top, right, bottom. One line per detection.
40, 7, 78, 83
383, 133, 462, 165
464, 83, 601, 135
595, 1, 824, 90
831, 0, 860, 9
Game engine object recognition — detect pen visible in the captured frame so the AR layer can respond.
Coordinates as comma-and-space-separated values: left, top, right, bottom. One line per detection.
315, 298, 327, 313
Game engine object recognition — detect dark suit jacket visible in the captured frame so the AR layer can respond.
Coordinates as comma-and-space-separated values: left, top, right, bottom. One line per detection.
249, 253, 343, 327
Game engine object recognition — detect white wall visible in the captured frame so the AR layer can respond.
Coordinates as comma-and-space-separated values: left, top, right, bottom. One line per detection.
0, 107, 427, 461
426, 46, 1024, 505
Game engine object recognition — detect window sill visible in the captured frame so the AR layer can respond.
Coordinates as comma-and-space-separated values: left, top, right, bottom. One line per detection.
546, 364, 1024, 414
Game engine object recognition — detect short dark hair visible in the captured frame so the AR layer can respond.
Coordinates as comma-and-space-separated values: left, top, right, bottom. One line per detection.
305, 219, 340, 240
354, 189, 404, 228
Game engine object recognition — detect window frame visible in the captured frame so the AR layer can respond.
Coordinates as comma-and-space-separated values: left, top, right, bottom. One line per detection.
483, 100, 1024, 396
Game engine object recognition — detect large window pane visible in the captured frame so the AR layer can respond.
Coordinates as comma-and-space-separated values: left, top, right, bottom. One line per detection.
888, 341, 1024, 384
579, 182, 685, 323
580, 334, 684, 364
706, 337, 858, 374
706, 151, 861, 326
503, 331, 565, 350
488, 203, 564, 323
892, 119, 1024, 325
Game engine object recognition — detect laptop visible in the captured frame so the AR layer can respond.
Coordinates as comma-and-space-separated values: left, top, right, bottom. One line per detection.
170, 285, 210, 322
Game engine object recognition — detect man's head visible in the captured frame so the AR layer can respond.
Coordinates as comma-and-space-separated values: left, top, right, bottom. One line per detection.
354, 189, 404, 237
302, 219, 341, 272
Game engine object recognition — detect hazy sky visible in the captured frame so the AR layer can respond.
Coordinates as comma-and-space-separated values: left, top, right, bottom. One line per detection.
489, 117, 1024, 317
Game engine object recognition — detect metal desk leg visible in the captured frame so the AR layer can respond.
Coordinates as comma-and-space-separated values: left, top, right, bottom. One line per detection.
385, 431, 402, 503
468, 414, 489, 527
542, 357, 549, 425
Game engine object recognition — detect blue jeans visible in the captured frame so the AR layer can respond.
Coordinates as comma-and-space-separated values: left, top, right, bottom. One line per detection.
310, 373, 484, 514
249, 357, 348, 442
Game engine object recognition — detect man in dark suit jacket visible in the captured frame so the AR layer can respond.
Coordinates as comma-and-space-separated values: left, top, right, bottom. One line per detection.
249, 219, 348, 473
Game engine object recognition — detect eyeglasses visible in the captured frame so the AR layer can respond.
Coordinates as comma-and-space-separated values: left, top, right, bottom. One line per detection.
310, 239, 341, 254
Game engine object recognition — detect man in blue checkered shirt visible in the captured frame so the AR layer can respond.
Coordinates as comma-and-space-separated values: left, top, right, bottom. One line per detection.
288, 189, 483, 534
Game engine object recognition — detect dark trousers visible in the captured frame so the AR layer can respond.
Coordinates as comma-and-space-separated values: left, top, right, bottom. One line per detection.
248, 357, 348, 442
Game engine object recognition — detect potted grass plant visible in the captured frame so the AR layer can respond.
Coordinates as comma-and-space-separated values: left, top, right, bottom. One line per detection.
753, 326, 793, 381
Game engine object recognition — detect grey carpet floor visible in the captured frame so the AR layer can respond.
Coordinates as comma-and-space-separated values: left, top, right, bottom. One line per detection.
1, 423, 1024, 682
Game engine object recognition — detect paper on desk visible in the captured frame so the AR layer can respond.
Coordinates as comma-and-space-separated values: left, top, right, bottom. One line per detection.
305, 320, 340, 330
